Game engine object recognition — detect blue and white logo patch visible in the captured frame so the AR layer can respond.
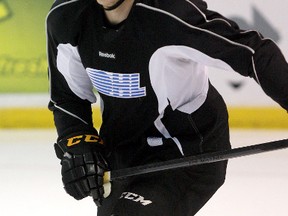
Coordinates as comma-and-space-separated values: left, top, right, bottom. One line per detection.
86, 68, 146, 99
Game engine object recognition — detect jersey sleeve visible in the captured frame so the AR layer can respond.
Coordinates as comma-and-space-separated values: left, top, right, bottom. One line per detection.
172, 0, 288, 110
46, 1, 98, 139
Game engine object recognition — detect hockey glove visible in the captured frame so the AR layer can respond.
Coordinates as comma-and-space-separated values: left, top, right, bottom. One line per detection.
54, 133, 109, 206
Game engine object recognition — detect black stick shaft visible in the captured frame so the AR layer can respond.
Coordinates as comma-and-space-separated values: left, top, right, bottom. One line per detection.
110, 138, 288, 180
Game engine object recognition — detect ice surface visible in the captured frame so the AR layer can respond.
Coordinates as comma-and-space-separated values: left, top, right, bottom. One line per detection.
0, 129, 287, 216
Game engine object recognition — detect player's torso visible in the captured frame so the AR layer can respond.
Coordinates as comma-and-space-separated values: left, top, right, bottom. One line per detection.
76, 3, 181, 144
52, 0, 212, 147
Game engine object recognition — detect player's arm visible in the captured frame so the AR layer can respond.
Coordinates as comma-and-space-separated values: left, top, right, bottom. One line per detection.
46, 3, 109, 206
185, 1, 288, 110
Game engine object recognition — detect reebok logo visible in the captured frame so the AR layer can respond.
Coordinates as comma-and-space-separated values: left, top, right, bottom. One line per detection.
99, 51, 116, 59
119, 192, 152, 206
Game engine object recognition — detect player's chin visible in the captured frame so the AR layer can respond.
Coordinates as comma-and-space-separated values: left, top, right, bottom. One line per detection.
97, 0, 118, 7
98, 0, 125, 10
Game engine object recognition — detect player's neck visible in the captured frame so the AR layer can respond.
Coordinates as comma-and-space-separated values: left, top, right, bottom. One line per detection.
104, 0, 134, 25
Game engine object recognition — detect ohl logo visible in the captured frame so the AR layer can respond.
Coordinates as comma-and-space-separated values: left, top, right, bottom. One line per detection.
0, 0, 12, 22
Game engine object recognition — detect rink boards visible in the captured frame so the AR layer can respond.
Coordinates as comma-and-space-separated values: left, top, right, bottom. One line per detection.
0, 105, 287, 129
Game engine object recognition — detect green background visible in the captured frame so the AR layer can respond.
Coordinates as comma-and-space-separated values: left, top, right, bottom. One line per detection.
0, 0, 54, 92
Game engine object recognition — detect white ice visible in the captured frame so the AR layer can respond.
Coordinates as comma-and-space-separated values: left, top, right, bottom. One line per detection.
0, 129, 287, 216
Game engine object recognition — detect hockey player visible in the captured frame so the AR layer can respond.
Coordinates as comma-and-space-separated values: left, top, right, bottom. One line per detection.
46, 0, 288, 215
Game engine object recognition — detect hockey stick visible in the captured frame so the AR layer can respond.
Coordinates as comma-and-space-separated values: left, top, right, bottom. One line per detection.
104, 138, 288, 182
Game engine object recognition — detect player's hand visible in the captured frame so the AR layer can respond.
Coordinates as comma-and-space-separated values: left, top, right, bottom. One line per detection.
54, 133, 109, 206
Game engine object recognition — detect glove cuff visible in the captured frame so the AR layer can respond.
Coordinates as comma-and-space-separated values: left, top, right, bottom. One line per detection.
55, 132, 104, 159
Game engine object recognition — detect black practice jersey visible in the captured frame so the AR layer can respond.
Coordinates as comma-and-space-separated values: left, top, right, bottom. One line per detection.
46, 0, 288, 150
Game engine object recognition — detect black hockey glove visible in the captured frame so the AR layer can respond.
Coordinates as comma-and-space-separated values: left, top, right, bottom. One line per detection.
54, 133, 109, 206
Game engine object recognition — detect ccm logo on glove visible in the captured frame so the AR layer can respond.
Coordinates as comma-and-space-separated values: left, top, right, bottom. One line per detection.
66, 134, 104, 147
